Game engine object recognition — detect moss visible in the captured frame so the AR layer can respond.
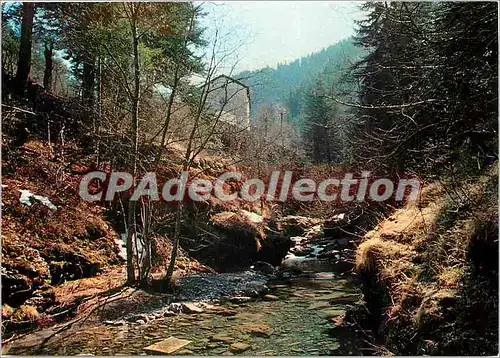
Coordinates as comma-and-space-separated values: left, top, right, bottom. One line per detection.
2, 304, 15, 319
11, 305, 40, 322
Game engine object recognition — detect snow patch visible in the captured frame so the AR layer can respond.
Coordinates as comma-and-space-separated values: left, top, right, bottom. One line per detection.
19, 189, 57, 210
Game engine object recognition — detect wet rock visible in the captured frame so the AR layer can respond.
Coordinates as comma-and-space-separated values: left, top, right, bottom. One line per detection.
304, 225, 323, 240
263, 294, 278, 301
243, 281, 270, 297
181, 302, 204, 314
250, 261, 276, 275
229, 343, 250, 353
211, 335, 233, 343
318, 249, 341, 258
127, 314, 150, 323
177, 349, 193, 355
143, 337, 191, 354
278, 258, 304, 279
290, 236, 307, 244
181, 211, 291, 272
322, 308, 345, 319
167, 302, 183, 313
104, 320, 126, 326
291, 246, 313, 256
238, 323, 273, 337
229, 296, 252, 304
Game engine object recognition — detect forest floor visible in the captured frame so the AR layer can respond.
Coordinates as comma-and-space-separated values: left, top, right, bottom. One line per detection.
0, 139, 215, 341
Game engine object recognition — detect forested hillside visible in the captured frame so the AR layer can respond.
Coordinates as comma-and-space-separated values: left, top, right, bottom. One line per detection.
238, 38, 365, 122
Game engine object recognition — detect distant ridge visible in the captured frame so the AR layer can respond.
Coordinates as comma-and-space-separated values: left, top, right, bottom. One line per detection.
236, 37, 366, 120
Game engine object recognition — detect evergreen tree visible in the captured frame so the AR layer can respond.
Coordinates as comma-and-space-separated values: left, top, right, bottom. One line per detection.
14, 2, 34, 94
302, 79, 339, 164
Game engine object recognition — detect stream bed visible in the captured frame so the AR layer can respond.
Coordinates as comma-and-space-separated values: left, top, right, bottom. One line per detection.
7, 241, 363, 355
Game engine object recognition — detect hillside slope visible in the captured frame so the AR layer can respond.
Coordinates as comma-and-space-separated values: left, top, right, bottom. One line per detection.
353, 164, 498, 355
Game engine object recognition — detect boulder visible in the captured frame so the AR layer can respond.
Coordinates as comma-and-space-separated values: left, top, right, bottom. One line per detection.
181, 302, 204, 314
229, 343, 250, 353
181, 210, 291, 272
250, 261, 276, 275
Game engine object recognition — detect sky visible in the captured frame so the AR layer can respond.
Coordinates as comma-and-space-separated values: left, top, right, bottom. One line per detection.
199, 1, 365, 73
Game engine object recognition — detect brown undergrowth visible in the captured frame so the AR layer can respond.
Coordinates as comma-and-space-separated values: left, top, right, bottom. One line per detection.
353, 163, 498, 355
0, 139, 221, 338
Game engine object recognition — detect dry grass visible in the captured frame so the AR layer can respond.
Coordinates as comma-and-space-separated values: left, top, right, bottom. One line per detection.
354, 162, 498, 354
11, 305, 40, 323
51, 266, 126, 307
356, 237, 413, 274
364, 183, 446, 246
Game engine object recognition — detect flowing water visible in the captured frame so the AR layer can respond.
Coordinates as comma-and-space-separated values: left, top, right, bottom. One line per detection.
7, 244, 363, 356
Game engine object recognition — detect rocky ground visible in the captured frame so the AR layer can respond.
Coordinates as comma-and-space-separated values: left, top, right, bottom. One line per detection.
3, 191, 367, 355
5, 274, 363, 356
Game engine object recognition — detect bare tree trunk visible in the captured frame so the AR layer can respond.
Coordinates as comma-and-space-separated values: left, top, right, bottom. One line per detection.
126, 4, 141, 286
139, 199, 152, 283
164, 203, 182, 281
43, 41, 54, 92
15, 2, 34, 95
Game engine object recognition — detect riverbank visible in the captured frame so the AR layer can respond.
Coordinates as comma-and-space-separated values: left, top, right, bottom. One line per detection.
4, 231, 365, 356
351, 163, 498, 355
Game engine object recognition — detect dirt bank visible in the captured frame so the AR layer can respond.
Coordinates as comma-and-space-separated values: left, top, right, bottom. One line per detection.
351, 163, 498, 355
